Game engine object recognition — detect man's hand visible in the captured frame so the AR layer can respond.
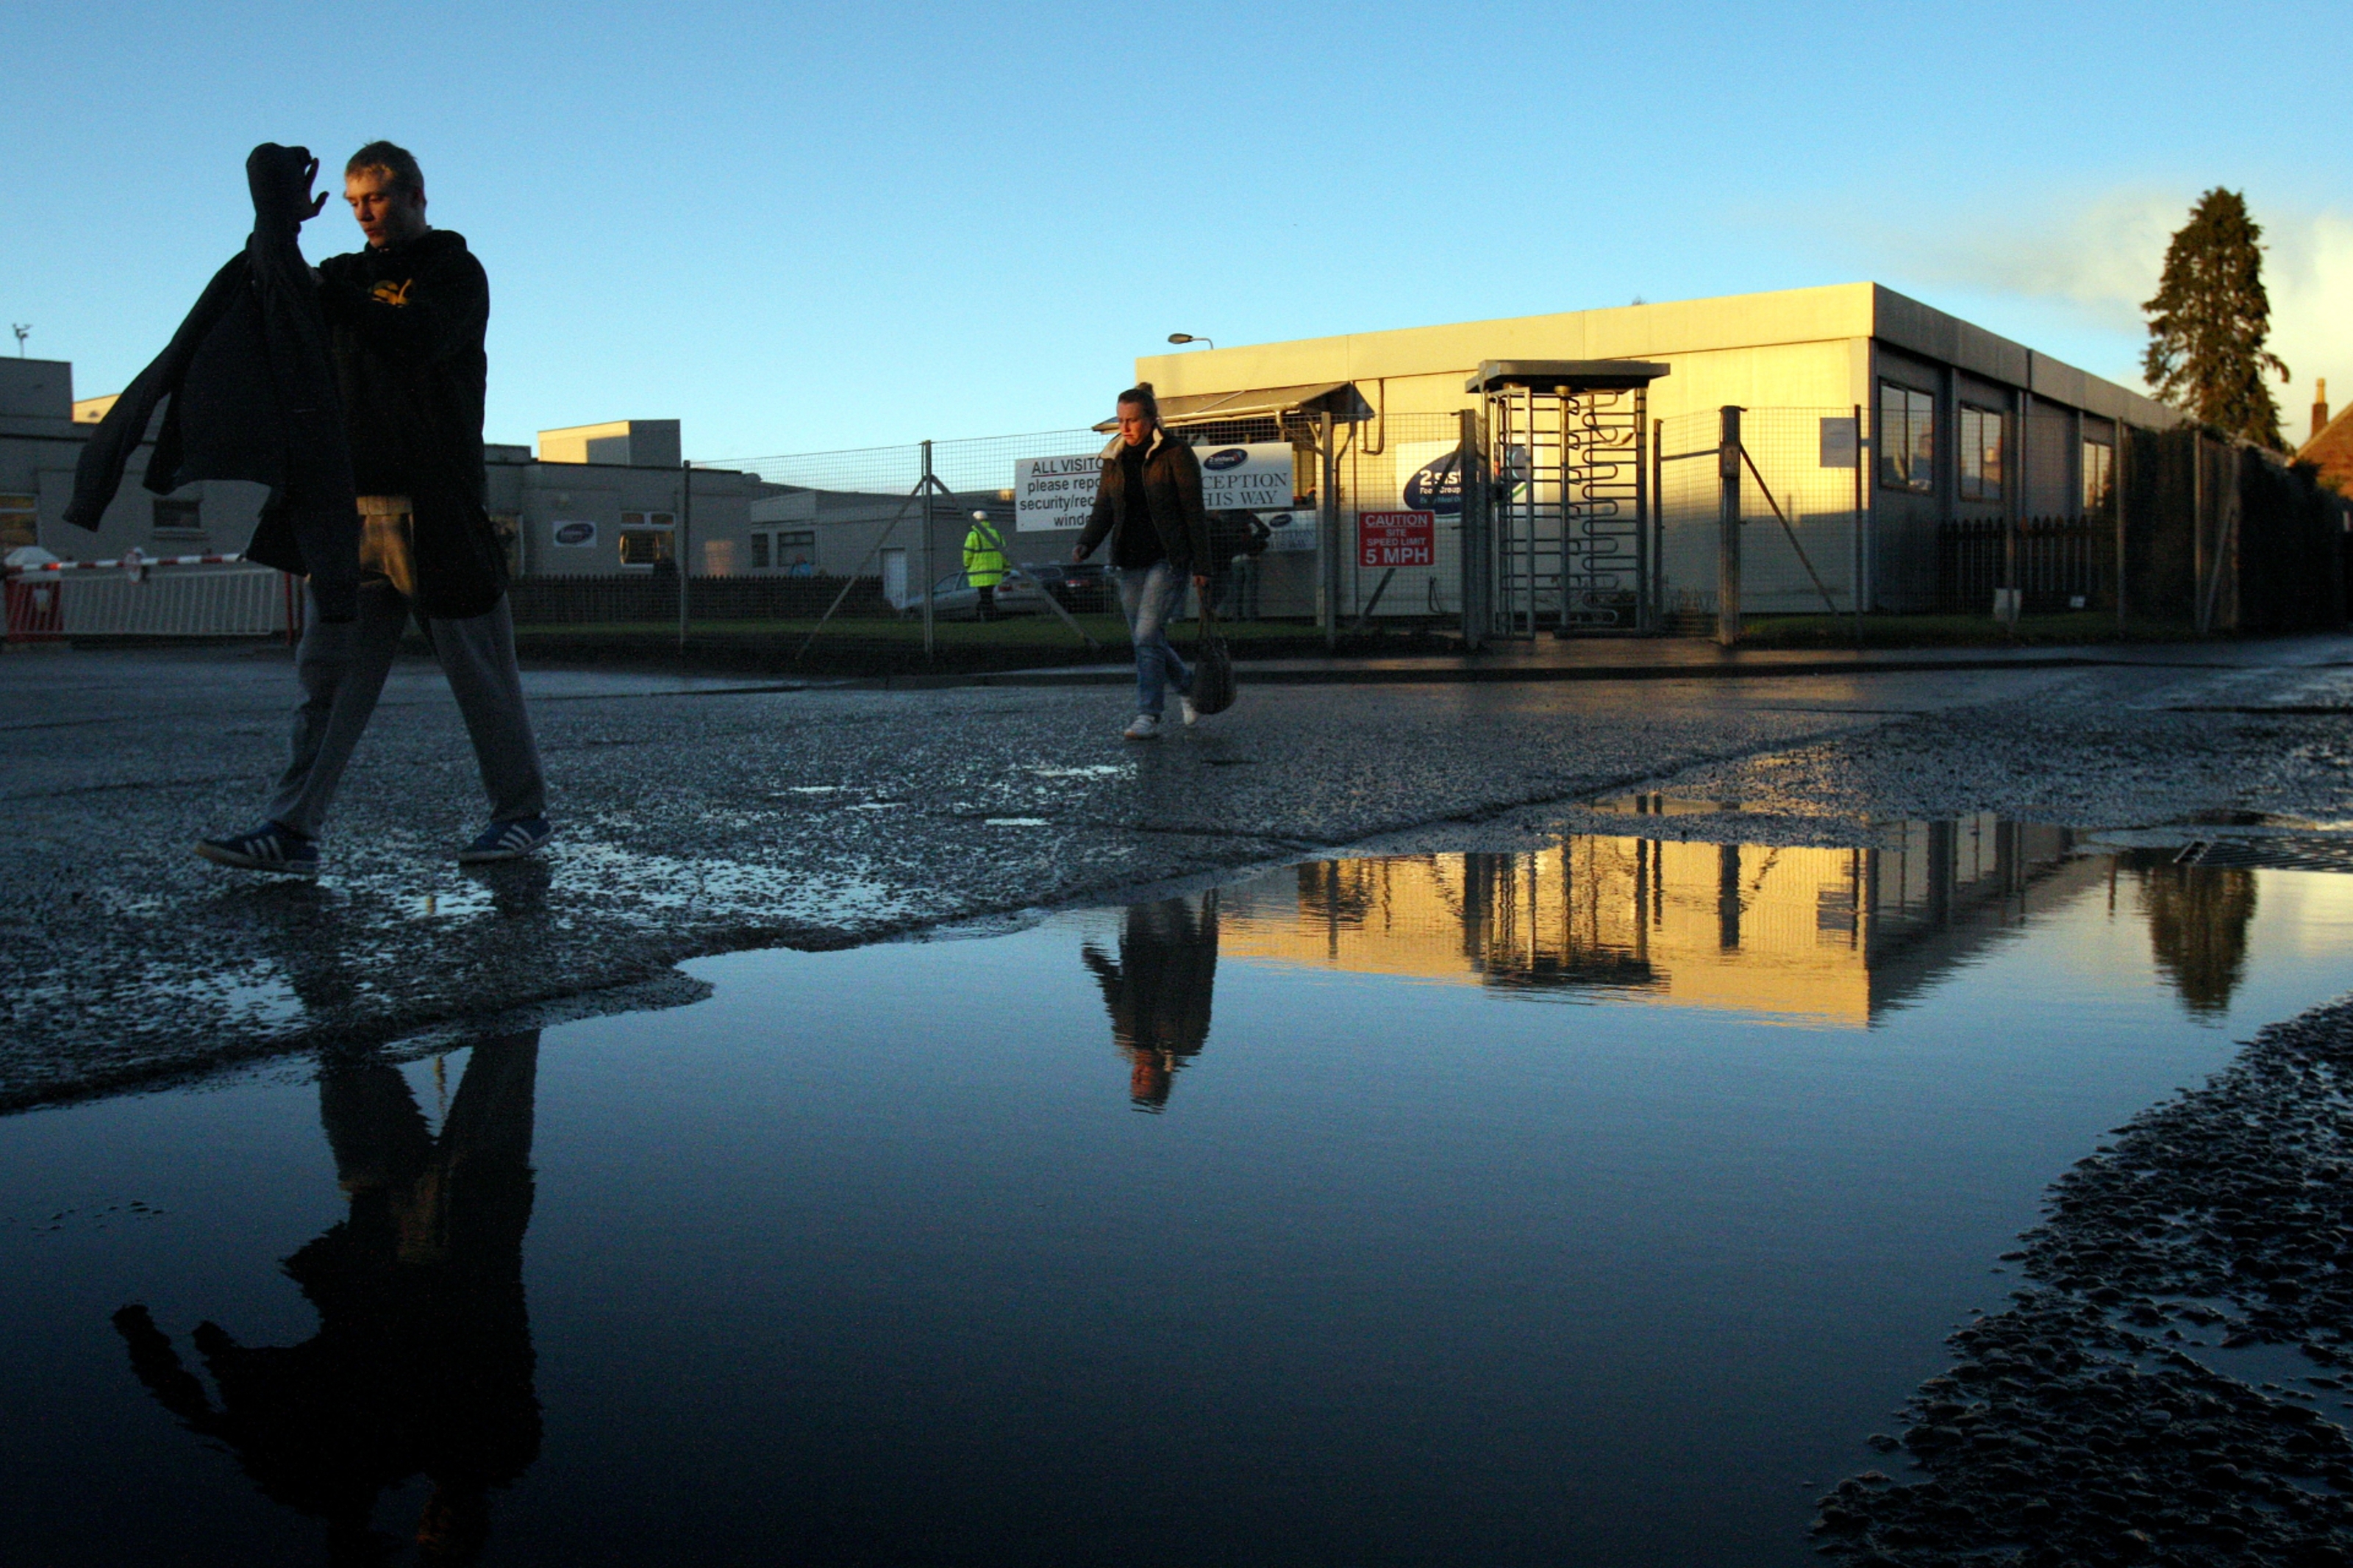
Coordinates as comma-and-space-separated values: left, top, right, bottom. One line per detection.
1193, 575, 1209, 590
1071, 545, 1087, 564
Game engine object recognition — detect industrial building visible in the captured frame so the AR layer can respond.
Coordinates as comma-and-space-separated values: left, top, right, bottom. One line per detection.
1118, 282, 2184, 623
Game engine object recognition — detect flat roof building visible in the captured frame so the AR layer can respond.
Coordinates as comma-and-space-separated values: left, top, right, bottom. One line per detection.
1129, 282, 2181, 617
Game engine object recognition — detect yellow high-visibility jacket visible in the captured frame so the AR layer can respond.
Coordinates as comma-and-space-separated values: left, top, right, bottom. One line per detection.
963, 525, 1008, 589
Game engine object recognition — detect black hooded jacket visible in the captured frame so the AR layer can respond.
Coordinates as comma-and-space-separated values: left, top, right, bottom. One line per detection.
66, 145, 363, 621
312, 228, 508, 619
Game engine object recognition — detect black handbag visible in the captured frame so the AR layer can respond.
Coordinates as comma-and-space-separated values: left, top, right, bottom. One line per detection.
1190, 599, 1237, 715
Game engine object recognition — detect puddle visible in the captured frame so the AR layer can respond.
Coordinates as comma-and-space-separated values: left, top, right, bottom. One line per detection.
5, 822, 2353, 1565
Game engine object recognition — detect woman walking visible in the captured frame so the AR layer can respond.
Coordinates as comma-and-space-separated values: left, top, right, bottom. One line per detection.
1073, 384, 1212, 740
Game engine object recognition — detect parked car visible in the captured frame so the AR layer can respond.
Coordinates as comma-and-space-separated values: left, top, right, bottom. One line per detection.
1017, 562, 1113, 614
907, 568, 1044, 621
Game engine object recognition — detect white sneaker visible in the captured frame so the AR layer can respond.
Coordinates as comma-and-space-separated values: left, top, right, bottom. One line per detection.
1123, 712, 1161, 740
1179, 694, 1199, 726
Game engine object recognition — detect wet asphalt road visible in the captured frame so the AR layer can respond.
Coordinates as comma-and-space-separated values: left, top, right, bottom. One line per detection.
6, 637, 2352, 1110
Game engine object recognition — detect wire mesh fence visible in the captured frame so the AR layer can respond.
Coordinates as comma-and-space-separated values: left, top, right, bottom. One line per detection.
1655, 407, 1868, 622
1935, 516, 2109, 615
646, 398, 2346, 654
1332, 412, 1466, 623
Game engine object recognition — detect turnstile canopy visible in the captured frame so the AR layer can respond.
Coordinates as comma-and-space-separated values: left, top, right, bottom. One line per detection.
1466, 360, 1671, 394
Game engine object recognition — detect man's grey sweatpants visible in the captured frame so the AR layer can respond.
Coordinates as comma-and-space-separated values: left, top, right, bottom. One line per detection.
265, 579, 547, 839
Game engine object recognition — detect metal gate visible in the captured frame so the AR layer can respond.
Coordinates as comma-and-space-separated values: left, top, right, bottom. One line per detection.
1470, 361, 1669, 637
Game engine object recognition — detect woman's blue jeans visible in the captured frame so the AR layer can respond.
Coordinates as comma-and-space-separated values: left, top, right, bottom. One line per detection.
1114, 562, 1193, 717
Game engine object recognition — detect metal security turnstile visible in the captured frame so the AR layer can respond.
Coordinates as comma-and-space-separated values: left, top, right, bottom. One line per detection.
1467, 360, 1670, 637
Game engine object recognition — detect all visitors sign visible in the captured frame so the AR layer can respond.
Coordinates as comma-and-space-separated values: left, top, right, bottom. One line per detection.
1013, 454, 1100, 532
1358, 511, 1435, 568
1015, 441, 1296, 532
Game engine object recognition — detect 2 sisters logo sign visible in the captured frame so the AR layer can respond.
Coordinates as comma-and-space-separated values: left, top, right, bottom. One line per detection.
1402, 451, 1464, 517
1203, 448, 1250, 472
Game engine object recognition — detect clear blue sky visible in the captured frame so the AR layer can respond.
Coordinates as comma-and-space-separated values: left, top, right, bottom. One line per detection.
7, 0, 2347, 460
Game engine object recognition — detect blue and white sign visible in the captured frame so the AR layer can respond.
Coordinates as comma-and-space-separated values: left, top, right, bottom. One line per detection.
1398, 443, 1465, 518
1197, 443, 1294, 510
1258, 510, 1317, 554
551, 520, 598, 547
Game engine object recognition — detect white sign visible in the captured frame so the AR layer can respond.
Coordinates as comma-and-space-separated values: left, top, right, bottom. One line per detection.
1195, 443, 1296, 512
1819, 416, 1859, 469
1015, 440, 1298, 532
1392, 440, 1465, 516
1259, 510, 1317, 553
1014, 453, 1101, 532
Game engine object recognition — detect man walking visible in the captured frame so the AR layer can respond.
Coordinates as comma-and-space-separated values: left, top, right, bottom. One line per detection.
199, 141, 549, 876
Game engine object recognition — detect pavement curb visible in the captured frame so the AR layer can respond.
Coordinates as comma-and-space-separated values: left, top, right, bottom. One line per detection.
860, 652, 2138, 691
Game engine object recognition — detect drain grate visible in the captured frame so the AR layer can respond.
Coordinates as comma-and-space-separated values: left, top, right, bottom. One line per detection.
2174, 837, 2353, 873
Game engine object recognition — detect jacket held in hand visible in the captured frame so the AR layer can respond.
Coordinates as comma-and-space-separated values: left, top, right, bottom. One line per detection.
67, 144, 360, 617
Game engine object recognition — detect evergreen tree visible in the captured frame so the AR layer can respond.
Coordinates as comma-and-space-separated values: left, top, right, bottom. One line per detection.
2142, 188, 2290, 448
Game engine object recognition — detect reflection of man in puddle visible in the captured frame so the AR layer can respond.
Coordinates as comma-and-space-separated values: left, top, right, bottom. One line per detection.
113, 1031, 541, 1564
1082, 892, 1218, 1111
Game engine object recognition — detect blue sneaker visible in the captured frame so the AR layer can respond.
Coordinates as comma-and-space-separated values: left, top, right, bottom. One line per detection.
195, 822, 318, 878
460, 815, 552, 864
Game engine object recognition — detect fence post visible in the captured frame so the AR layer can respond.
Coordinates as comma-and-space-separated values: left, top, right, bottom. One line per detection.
1652, 416, 1666, 631
921, 440, 936, 660
2190, 430, 2205, 633
1851, 403, 1867, 645
1319, 410, 1337, 651
1457, 407, 1485, 651
678, 459, 693, 651
2115, 423, 2129, 631
1716, 405, 1741, 647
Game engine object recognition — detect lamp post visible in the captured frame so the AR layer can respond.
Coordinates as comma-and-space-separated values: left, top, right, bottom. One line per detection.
10, 325, 26, 358
1166, 333, 1214, 350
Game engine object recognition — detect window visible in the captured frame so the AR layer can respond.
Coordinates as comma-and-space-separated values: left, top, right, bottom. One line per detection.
152, 498, 204, 534
1877, 382, 1935, 493
1957, 406, 2004, 502
0, 494, 33, 551
2082, 439, 2115, 515
618, 528, 674, 568
750, 532, 771, 570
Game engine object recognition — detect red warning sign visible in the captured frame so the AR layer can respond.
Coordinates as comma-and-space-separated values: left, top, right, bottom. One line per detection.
1357, 510, 1435, 568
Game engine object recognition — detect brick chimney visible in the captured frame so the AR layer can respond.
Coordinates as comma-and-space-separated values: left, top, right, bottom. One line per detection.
2317, 378, 2331, 444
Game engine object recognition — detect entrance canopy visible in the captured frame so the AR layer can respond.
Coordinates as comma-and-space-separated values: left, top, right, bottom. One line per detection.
1467, 360, 1671, 395
1092, 381, 1373, 433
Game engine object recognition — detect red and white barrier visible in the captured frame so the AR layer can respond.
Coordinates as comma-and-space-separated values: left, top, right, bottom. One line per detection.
4, 552, 300, 643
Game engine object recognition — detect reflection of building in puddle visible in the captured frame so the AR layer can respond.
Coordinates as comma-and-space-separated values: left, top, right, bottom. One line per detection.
1221, 818, 2105, 1025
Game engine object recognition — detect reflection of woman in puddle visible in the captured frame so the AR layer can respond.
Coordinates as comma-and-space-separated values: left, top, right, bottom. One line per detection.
113, 1032, 541, 1565
1082, 892, 1218, 1111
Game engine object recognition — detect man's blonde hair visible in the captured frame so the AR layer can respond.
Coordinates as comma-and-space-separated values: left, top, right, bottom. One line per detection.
346, 140, 424, 196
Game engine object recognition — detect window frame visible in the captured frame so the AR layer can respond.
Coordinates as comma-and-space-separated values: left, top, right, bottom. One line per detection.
617, 522, 676, 569
1957, 404, 2005, 503
151, 497, 204, 535
2081, 437, 2115, 516
0, 493, 35, 551
1877, 381, 1936, 495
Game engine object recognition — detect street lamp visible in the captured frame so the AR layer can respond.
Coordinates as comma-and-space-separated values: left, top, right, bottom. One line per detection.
1166, 333, 1214, 350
